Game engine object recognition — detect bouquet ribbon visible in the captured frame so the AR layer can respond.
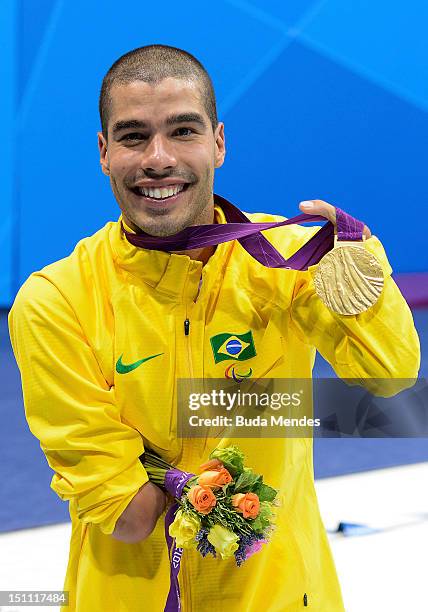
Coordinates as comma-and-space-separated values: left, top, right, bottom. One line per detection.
122, 193, 364, 271
164, 468, 195, 612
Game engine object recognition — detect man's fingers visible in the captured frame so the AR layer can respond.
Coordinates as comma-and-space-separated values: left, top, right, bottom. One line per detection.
299, 199, 336, 223
362, 225, 371, 239
299, 199, 371, 238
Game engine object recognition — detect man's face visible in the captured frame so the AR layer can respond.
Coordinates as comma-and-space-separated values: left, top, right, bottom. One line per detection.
98, 78, 225, 236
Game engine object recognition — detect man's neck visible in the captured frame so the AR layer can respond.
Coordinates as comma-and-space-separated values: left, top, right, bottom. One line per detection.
172, 244, 217, 266
175, 205, 217, 264
123, 201, 218, 266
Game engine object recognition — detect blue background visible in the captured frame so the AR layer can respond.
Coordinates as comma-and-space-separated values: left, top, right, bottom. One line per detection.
1, 0, 428, 532
1, 0, 428, 307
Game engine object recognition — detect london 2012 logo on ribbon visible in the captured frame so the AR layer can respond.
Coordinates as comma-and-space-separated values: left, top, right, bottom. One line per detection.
210, 331, 256, 363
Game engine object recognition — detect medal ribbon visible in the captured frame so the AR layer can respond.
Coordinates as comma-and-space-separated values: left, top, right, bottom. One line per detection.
122, 194, 365, 270
164, 469, 195, 612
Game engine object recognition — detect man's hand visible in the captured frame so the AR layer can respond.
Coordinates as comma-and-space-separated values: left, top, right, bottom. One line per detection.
299, 199, 371, 239
112, 481, 168, 544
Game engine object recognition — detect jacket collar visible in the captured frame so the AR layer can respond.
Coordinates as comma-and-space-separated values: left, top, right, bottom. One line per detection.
109, 196, 233, 302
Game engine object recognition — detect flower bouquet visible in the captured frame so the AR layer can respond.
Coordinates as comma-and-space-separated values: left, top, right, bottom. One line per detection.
140, 445, 278, 611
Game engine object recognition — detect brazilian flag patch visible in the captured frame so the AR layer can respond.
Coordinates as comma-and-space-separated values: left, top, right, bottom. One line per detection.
210, 331, 256, 364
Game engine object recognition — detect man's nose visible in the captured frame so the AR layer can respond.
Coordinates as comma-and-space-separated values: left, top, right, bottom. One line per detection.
141, 134, 177, 171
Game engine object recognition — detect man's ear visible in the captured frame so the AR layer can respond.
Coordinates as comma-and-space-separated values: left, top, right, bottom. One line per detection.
98, 132, 110, 176
214, 122, 226, 169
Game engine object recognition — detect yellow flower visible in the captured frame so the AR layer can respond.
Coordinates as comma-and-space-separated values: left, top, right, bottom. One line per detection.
207, 525, 239, 559
169, 510, 201, 549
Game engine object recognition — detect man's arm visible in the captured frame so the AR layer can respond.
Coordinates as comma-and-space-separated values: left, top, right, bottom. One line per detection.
289, 201, 420, 391
9, 273, 158, 537
112, 481, 167, 544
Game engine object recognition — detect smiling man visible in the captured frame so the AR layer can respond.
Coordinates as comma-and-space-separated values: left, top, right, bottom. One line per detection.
9, 45, 420, 612
98, 50, 226, 265
100, 80, 221, 232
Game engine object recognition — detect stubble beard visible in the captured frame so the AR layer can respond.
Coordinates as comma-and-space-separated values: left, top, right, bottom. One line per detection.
111, 170, 215, 237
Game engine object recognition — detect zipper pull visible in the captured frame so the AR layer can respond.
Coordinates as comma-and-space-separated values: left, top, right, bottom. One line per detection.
184, 318, 190, 336
303, 593, 308, 607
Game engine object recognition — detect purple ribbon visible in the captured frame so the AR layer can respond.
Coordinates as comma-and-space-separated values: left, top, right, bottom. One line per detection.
163, 469, 195, 612
122, 194, 365, 270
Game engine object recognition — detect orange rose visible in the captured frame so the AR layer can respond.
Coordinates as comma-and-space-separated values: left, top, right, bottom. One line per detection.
187, 485, 217, 515
199, 458, 224, 472
231, 492, 260, 519
197, 467, 233, 489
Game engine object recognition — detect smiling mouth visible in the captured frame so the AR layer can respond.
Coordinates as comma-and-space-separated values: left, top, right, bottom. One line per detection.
130, 183, 191, 202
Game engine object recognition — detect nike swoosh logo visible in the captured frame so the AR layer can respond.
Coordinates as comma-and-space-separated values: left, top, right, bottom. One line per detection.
116, 353, 163, 374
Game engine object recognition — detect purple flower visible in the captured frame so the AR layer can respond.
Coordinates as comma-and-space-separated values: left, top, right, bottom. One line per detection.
244, 539, 268, 559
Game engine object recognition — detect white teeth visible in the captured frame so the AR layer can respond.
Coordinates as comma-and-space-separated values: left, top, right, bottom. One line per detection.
140, 184, 186, 199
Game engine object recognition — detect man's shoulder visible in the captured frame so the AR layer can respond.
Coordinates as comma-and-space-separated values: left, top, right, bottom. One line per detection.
33, 220, 115, 278
11, 220, 117, 315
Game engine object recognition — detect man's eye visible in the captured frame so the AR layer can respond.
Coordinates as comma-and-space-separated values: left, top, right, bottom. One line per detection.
120, 133, 145, 141
175, 127, 194, 137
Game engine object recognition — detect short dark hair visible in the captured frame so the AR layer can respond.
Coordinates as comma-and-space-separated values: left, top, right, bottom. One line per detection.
99, 44, 218, 138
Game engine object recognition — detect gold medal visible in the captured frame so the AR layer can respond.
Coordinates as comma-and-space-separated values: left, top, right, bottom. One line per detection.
314, 236, 384, 315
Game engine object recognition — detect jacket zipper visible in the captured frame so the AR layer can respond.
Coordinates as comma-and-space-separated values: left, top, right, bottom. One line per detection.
181, 275, 204, 610
184, 308, 194, 378
182, 307, 193, 610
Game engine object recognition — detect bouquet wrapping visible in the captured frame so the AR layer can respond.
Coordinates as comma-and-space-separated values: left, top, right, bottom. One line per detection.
140, 446, 278, 611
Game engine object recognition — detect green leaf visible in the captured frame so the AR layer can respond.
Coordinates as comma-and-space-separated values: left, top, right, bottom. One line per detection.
256, 483, 278, 503
221, 482, 234, 496
250, 501, 274, 533
233, 468, 262, 493
209, 446, 245, 476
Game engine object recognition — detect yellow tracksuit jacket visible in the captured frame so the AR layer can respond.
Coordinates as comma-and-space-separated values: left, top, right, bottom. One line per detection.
9, 200, 420, 611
